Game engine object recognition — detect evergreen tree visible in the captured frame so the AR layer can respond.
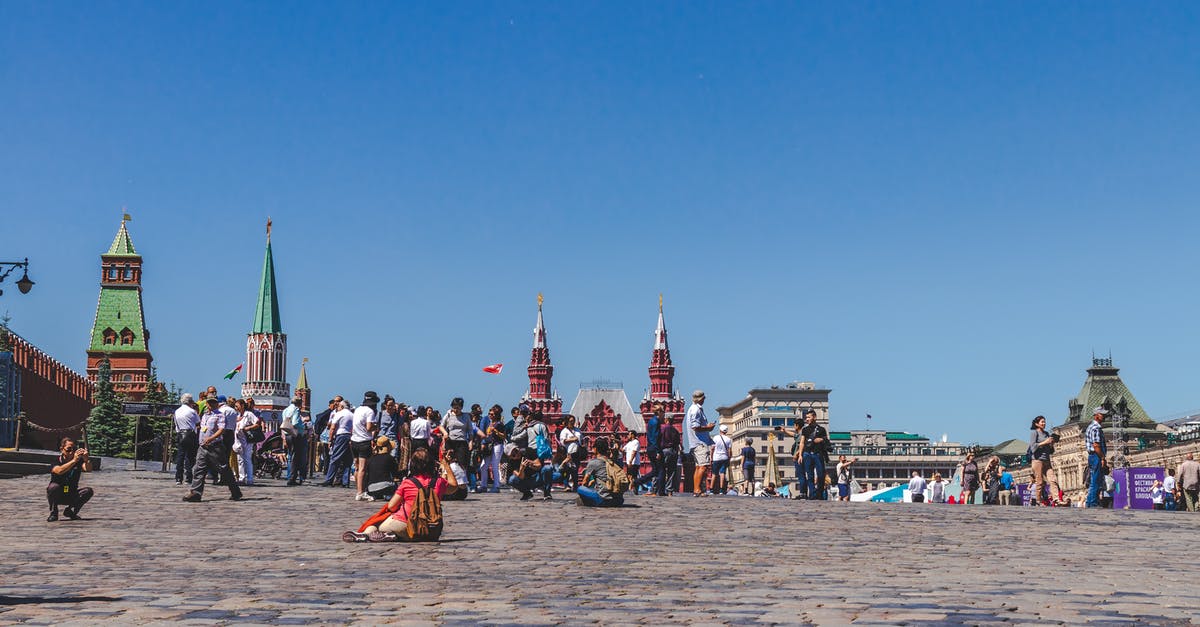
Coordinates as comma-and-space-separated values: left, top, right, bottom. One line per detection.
136, 365, 173, 456
0, 312, 12, 353
165, 381, 182, 406
88, 355, 129, 456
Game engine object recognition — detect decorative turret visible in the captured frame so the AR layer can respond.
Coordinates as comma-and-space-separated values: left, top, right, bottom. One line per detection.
522, 293, 563, 420
295, 357, 311, 412
87, 214, 154, 400
241, 219, 290, 420
641, 295, 685, 420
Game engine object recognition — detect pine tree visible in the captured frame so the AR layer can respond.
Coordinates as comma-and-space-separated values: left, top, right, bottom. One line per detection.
88, 355, 129, 457
135, 365, 173, 458
0, 312, 11, 353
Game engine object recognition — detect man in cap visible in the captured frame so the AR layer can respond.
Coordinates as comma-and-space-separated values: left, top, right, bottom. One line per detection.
183, 397, 243, 502
351, 391, 379, 501
684, 390, 714, 496
173, 393, 200, 485
1084, 407, 1108, 508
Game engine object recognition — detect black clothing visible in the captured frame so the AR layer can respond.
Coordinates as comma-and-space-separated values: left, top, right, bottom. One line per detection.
48, 454, 92, 515
659, 423, 681, 451
175, 430, 199, 483
800, 423, 830, 461
365, 453, 398, 486
313, 408, 333, 436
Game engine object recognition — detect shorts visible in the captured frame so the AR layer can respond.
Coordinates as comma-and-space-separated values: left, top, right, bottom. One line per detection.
712, 459, 729, 474
350, 439, 373, 459
837, 483, 849, 498
691, 444, 711, 466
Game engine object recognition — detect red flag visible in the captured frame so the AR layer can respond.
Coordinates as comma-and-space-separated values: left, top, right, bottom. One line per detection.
482, 363, 503, 374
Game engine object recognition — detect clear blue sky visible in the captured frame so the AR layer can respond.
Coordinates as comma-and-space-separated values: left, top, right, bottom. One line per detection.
3, 3, 1199, 445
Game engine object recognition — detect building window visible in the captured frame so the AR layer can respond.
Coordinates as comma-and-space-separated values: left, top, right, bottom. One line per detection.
107, 268, 117, 280
123, 266, 132, 280
122, 374, 133, 382
120, 328, 135, 346
760, 418, 770, 427
102, 328, 117, 345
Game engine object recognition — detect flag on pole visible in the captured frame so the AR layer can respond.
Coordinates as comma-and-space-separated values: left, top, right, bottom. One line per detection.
223, 363, 244, 380
866, 413, 872, 421
482, 363, 504, 374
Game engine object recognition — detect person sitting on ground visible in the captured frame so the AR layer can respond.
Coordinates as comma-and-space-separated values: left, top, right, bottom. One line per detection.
577, 438, 627, 507
504, 442, 545, 501
347, 447, 457, 542
364, 436, 400, 501
761, 483, 779, 498
47, 437, 93, 522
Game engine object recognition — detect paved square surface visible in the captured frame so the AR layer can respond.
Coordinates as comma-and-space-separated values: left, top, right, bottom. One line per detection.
1, 459, 1197, 625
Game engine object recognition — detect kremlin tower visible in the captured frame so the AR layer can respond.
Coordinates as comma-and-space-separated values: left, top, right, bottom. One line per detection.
87, 216, 154, 400
521, 293, 562, 421
640, 295, 684, 420
241, 220, 291, 420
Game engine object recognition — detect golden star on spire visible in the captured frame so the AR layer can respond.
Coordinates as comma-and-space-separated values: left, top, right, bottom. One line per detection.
537, 292, 543, 308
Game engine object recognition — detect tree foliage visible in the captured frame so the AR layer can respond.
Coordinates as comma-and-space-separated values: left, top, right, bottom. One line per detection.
87, 355, 129, 456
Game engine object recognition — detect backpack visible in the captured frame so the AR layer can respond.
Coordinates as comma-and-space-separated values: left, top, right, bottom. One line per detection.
534, 427, 552, 460
402, 477, 443, 541
602, 457, 631, 496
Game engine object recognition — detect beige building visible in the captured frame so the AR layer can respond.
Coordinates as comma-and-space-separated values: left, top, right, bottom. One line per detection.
828, 430, 966, 492
716, 382, 831, 488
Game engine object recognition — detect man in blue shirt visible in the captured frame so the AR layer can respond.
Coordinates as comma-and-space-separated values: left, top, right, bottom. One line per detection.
634, 404, 663, 494
1084, 407, 1108, 508
685, 390, 714, 496
998, 465, 1015, 505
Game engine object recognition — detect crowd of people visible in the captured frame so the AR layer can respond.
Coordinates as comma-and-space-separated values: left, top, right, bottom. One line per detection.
44, 391, 1200, 529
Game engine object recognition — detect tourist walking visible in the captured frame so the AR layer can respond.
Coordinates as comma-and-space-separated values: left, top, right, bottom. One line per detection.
1177, 453, 1200, 511
711, 424, 733, 495
684, 390, 714, 496
929, 472, 946, 503
799, 409, 829, 500
1028, 415, 1061, 506
351, 391, 380, 501
322, 400, 354, 487
741, 438, 757, 494
982, 456, 1001, 505
960, 452, 979, 504
218, 396, 240, 484
183, 397, 243, 502
1084, 407, 1108, 508
173, 394, 200, 485
908, 471, 927, 502
658, 411, 681, 496
47, 437, 93, 522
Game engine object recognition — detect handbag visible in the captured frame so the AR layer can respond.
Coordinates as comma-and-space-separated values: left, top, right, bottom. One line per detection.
246, 425, 265, 444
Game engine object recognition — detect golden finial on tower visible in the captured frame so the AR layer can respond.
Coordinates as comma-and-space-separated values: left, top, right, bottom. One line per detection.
659, 293, 663, 312
537, 292, 544, 308
302, 357, 308, 366
121, 206, 132, 224
266, 217, 273, 241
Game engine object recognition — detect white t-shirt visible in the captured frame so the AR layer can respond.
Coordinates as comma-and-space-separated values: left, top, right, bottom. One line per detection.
1164, 475, 1176, 493
836, 462, 851, 485
449, 461, 468, 485
623, 439, 640, 467
332, 408, 354, 436
1152, 486, 1165, 504
711, 434, 733, 461
351, 406, 376, 442
409, 417, 430, 440
236, 411, 260, 444
558, 427, 581, 454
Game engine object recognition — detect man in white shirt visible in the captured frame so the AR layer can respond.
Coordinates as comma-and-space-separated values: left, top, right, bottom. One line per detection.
684, 390, 714, 496
173, 394, 200, 485
321, 400, 355, 487
908, 471, 928, 503
1164, 469, 1177, 511
710, 424, 733, 495
351, 391, 379, 501
622, 431, 641, 473
409, 408, 431, 450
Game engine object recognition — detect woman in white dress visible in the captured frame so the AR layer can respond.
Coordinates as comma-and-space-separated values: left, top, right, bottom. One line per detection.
234, 398, 261, 485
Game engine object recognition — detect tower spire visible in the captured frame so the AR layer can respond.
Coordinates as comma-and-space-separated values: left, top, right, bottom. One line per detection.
654, 294, 668, 350
243, 220, 290, 420
641, 295, 683, 420
523, 293, 562, 420
252, 230, 282, 334
533, 292, 546, 348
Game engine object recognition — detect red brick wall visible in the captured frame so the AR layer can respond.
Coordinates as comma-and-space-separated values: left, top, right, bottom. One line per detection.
8, 331, 94, 450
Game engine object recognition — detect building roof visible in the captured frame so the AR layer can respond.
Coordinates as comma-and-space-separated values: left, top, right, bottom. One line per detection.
104, 221, 139, 257
252, 240, 283, 334
1060, 358, 1156, 430
295, 360, 309, 391
89, 286, 148, 352
991, 438, 1029, 456
569, 386, 646, 433
829, 431, 934, 442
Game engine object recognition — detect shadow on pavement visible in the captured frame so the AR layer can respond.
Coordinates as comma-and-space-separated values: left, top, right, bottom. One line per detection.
0, 595, 121, 605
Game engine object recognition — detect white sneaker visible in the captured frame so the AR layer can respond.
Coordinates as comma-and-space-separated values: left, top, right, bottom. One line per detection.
354, 492, 367, 501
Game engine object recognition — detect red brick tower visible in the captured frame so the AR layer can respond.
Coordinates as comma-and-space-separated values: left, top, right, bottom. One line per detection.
640, 295, 685, 421
521, 293, 562, 422
87, 217, 153, 400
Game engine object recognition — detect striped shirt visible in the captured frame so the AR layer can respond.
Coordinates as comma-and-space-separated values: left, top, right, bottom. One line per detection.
1084, 420, 1106, 456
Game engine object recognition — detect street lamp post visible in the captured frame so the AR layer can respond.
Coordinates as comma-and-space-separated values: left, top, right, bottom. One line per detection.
0, 258, 35, 297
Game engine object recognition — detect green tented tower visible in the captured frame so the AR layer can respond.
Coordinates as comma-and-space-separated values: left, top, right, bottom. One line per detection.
87, 217, 154, 400
241, 220, 291, 421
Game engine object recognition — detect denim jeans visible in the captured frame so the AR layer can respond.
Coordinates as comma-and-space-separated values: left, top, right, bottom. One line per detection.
577, 485, 623, 507
803, 452, 826, 500
538, 464, 563, 497
508, 472, 538, 496
174, 430, 198, 483
636, 449, 660, 493
794, 460, 806, 497
1086, 452, 1103, 507
657, 448, 679, 496
325, 433, 351, 485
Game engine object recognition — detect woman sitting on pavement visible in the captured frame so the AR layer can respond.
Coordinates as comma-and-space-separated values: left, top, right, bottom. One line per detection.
364, 436, 400, 501
444, 458, 469, 501
577, 438, 626, 507
346, 447, 457, 542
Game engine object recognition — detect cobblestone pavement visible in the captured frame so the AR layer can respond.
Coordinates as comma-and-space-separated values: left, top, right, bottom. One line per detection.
2, 459, 1198, 625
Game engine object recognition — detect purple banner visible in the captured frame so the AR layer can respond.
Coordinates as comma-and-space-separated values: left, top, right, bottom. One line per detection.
1016, 483, 1032, 506
1112, 467, 1164, 510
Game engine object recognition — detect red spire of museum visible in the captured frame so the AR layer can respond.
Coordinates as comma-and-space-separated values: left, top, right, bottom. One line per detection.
522, 293, 563, 419
642, 295, 684, 418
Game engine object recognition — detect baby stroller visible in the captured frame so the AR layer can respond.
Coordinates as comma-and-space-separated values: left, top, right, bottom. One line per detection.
254, 430, 288, 480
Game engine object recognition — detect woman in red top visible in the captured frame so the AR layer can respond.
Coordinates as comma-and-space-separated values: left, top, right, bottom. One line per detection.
346, 447, 457, 542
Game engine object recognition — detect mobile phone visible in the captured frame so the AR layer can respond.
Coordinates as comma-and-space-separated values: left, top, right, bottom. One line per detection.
774, 426, 782, 431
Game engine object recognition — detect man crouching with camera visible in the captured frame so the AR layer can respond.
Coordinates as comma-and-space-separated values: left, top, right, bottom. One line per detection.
47, 437, 93, 522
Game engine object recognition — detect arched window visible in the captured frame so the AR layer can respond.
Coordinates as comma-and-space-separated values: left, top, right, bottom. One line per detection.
102, 328, 117, 346
120, 328, 135, 346
122, 374, 133, 382
123, 266, 133, 280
